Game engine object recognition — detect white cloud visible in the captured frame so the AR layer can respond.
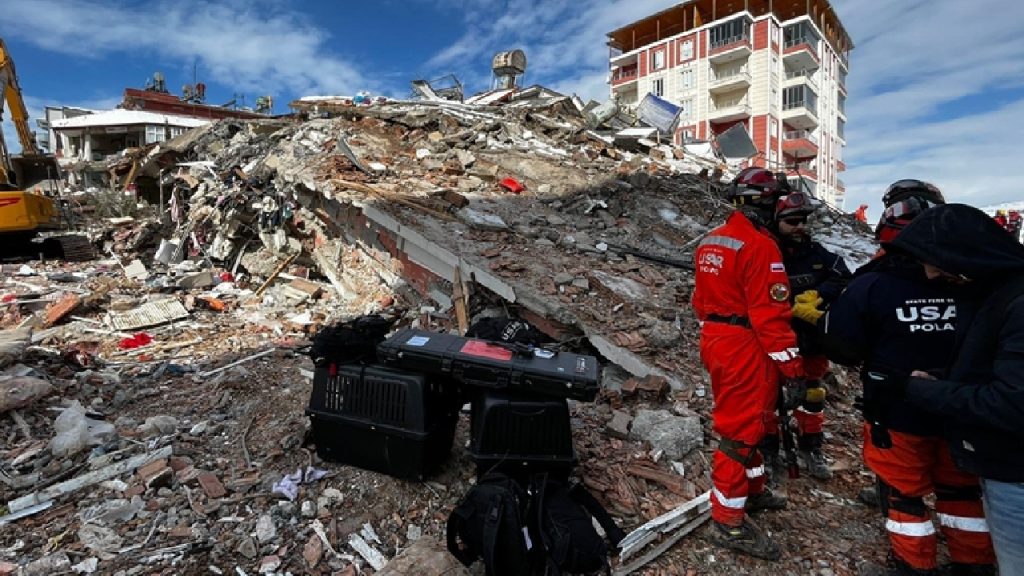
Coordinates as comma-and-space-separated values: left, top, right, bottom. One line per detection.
2, 0, 371, 98
832, 0, 1024, 216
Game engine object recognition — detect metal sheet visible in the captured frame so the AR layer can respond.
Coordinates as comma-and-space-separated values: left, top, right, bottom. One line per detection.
635, 93, 680, 135
108, 299, 189, 331
715, 123, 758, 159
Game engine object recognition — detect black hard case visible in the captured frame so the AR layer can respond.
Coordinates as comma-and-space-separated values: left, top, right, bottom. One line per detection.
469, 389, 577, 477
376, 329, 600, 401
305, 363, 459, 480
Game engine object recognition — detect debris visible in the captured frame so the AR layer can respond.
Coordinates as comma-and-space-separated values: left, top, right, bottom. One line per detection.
615, 491, 711, 574
255, 514, 277, 544
630, 409, 702, 460
348, 532, 387, 571
0, 328, 32, 368
198, 348, 276, 379
271, 466, 328, 501
498, 177, 525, 194
605, 410, 632, 439
7, 445, 173, 513
107, 298, 189, 331
0, 376, 52, 413
43, 293, 82, 328
378, 538, 470, 576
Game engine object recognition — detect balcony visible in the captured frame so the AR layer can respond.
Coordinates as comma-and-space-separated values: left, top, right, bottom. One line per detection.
784, 68, 818, 94
788, 167, 818, 181
783, 24, 820, 71
611, 64, 639, 87
709, 68, 751, 94
708, 96, 752, 123
709, 35, 752, 64
836, 160, 846, 172
610, 49, 638, 68
782, 99, 819, 130
836, 179, 846, 192
783, 129, 819, 158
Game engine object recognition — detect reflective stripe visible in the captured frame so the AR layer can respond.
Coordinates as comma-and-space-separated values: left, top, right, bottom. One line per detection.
699, 235, 745, 251
768, 347, 801, 362
713, 487, 747, 509
746, 465, 765, 479
936, 513, 990, 533
885, 519, 937, 537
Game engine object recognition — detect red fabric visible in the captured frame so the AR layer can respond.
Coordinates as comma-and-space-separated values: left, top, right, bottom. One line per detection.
710, 446, 767, 526
863, 424, 995, 568
694, 211, 799, 526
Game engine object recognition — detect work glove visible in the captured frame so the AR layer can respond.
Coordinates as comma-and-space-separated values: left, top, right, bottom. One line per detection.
791, 290, 825, 325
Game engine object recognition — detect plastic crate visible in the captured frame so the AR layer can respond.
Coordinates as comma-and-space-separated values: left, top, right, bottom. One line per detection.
306, 364, 460, 480
469, 389, 576, 477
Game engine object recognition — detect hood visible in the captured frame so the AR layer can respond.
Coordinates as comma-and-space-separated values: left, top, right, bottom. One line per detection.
886, 203, 1024, 281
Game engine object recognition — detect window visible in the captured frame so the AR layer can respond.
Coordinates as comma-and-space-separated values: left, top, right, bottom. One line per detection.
709, 17, 751, 49
651, 50, 665, 72
680, 69, 693, 89
770, 149, 778, 164
783, 85, 818, 114
770, 120, 778, 138
679, 40, 694, 61
678, 98, 693, 118
680, 128, 695, 142
652, 78, 664, 97
145, 125, 167, 144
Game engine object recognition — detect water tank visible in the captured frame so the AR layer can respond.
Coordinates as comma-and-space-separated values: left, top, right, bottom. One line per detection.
492, 50, 527, 77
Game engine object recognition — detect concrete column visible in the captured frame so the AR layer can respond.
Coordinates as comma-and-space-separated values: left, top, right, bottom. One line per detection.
83, 131, 93, 161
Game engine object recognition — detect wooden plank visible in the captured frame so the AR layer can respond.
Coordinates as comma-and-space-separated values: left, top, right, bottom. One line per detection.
254, 253, 298, 297
452, 267, 469, 335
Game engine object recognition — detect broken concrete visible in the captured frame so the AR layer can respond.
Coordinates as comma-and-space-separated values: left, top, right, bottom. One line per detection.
630, 409, 702, 460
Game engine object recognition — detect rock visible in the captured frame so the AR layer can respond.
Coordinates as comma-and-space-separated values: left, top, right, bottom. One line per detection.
571, 277, 590, 290
553, 272, 573, 285
78, 524, 123, 560
605, 410, 631, 439
0, 376, 52, 413
630, 409, 702, 460
23, 552, 71, 576
301, 500, 317, 518
406, 524, 422, 541
259, 555, 281, 574
255, 514, 277, 543
137, 415, 178, 437
238, 537, 258, 559
0, 561, 18, 576
303, 534, 324, 568
377, 538, 470, 576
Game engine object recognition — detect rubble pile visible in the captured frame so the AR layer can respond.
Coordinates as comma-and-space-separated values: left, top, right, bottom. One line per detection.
0, 95, 883, 575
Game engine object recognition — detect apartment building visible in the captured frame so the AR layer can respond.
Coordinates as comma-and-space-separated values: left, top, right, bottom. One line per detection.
607, 0, 852, 207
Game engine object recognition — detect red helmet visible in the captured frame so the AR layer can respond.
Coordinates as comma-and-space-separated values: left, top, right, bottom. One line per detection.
874, 195, 941, 242
727, 167, 791, 206
881, 179, 945, 207
775, 191, 814, 221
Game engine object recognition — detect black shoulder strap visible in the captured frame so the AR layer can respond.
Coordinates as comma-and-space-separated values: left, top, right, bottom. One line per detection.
446, 505, 476, 567
481, 495, 504, 575
568, 483, 627, 549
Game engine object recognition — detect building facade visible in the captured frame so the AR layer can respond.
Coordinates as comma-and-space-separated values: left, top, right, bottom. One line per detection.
608, 0, 852, 207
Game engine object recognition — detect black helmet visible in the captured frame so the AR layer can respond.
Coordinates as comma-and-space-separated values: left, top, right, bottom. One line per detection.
882, 179, 945, 207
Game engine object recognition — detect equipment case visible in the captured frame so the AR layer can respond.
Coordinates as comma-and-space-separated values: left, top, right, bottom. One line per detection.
469, 389, 576, 476
376, 329, 600, 401
305, 363, 459, 480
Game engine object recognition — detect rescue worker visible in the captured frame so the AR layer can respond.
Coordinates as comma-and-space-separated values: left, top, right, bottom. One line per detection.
692, 167, 803, 561
886, 204, 1024, 575
792, 184, 995, 575
993, 209, 1008, 233
761, 191, 852, 481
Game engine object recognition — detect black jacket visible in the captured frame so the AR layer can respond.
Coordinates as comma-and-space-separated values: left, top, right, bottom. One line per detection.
780, 238, 853, 304
818, 253, 961, 435
893, 204, 1024, 481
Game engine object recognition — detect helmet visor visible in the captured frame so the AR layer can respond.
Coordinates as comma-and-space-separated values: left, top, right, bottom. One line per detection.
883, 179, 945, 206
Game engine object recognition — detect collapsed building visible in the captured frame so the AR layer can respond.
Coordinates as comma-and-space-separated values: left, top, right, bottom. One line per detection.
0, 87, 879, 575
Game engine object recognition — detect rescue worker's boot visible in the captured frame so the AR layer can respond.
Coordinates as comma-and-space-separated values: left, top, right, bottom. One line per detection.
797, 431, 832, 480
706, 517, 781, 561
799, 448, 833, 480
941, 563, 996, 576
746, 486, 787, 513
859, 486, 880, 507
885, 553, 939, 576
761, 449, 782, 486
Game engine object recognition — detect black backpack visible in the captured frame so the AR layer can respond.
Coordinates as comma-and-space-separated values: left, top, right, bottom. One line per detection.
447, 472, 536, 576
466, 317, 551, 347
530, 474, 626, 575
447, 472, 625, 576
308, 314, 393, 367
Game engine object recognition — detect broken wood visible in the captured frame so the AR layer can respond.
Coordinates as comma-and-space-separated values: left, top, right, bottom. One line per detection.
452, 267, 469, 335
615, 490, 710, 570
254, 253, 298, 297
626, 464, 687, 495
333, 179, 456, 222
197, 348, 276, 379
347, 533, 387, 570
7, 445, 174, 514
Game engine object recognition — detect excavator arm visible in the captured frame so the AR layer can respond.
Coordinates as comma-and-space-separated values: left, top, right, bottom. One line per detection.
0, 37, 43, 188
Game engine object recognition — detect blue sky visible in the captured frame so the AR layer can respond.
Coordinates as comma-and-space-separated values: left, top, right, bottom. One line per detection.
2, 0, 1023, 216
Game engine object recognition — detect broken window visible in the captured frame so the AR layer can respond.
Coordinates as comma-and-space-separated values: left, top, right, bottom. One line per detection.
651, 78, 664, 97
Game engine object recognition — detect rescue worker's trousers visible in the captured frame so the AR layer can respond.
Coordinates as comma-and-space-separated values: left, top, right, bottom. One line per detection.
700, 328, 777, 526
864, 424, 995, 570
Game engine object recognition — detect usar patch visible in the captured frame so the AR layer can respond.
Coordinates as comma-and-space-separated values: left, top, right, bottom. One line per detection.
769, 283, 790, 302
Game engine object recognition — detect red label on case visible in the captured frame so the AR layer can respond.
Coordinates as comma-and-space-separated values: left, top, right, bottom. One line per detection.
460, 340, 513, 361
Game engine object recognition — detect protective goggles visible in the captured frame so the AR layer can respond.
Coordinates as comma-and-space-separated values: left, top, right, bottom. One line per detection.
881, 196, 939, 221
882, 179, 944, 206
777, 192, 809, 211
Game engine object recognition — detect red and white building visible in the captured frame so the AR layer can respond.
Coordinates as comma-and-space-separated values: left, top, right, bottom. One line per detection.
607, 0, 852, 207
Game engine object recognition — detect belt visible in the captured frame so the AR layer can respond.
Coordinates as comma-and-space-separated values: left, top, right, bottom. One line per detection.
706, 314, 751, 328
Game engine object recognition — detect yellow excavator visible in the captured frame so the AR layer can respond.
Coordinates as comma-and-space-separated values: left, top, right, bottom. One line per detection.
0, 37, 93, 260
